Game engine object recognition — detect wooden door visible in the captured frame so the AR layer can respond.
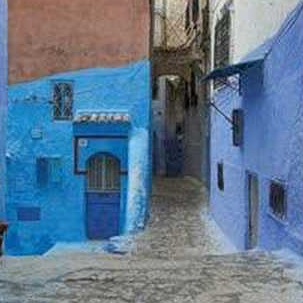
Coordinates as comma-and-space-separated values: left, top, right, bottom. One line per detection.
86, 154, 121, 240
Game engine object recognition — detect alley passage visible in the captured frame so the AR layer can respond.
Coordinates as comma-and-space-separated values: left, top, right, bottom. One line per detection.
1, 178, 303, 303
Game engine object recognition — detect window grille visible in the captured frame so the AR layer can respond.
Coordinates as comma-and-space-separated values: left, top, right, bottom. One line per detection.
214, 11, 231, 88
37, 157, 62, 188
217, 163, 224, 191
53, 82, 73, 120
232, 109, 244, 146
87, 154, 120, 192
270, 181, 287, 220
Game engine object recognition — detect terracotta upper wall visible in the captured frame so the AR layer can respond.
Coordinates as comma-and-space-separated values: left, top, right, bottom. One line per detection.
8, 0, 151, 84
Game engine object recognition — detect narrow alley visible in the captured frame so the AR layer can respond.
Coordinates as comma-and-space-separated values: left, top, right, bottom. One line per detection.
1, 178, 303, 303
2, 1, 303, 302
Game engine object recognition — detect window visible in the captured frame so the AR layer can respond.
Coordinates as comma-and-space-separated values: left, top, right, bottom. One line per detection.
87, 154, 120, 192
214, 10, 231, 88
217, 162, 224, 191
232, 109, 244, 146
270, 181, 287, 220
214, 11, 231, 69
53, 82, 73, 120
192, 0, 200, 25
37, 157, 62, 188
185, 4, 191, 31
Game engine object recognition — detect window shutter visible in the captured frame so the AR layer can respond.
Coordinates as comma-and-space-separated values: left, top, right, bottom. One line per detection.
232, 109, 244, 146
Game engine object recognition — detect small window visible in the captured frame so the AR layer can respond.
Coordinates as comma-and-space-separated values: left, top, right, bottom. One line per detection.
192, 0, 200, 25
185, 4, 191, 31
232, 109, 244, 146
217, 162, 224, 191
37, 157, 62, 188
53, 82, 73, 120
270, 181, 287, 220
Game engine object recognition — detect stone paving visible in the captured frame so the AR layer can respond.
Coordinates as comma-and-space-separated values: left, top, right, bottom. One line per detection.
0, 177, 303, 303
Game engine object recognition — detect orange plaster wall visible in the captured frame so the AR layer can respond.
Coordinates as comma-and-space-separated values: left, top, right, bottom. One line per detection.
8, 0, 151, 84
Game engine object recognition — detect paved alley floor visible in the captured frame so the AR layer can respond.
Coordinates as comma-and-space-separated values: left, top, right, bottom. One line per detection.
1, 178, 303, 303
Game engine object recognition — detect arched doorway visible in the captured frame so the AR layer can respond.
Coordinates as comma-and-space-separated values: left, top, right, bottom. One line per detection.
86, 153, 121, 240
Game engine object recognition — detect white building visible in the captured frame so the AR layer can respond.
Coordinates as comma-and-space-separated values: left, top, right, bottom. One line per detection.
209, 0, 300, 70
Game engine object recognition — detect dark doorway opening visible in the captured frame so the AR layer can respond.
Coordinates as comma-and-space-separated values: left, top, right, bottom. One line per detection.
247, 173, 259, 249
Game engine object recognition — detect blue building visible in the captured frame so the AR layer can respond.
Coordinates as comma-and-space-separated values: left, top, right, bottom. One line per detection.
0, 0, 7, 221
5, 0, 152, 256
205, 1, 303, 253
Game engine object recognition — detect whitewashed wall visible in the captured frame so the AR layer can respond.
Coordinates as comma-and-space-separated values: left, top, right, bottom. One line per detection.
209, 0, 300, 68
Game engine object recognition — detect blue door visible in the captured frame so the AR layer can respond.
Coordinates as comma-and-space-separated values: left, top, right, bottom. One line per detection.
86, 154, 121, 240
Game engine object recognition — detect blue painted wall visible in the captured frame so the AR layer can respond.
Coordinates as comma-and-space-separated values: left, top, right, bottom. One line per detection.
6, 60, 152, 255
210, 2, 303, 253
0, 0, 7, 221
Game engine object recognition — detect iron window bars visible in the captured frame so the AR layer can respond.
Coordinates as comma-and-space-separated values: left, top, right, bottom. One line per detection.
87, 154, 120, 193
53, 82, 73, 120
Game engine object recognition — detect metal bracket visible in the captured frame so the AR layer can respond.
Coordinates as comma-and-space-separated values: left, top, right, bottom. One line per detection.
208, 101, 234, 128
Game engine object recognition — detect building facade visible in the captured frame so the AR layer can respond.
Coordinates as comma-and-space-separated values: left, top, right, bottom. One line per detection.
152, 0, 210, 181
207, 0, 303, 252
0, 0, 7, 221
5, 0, 152, 256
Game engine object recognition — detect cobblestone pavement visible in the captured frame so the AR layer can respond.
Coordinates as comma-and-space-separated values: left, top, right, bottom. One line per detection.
0, 178, 303, 303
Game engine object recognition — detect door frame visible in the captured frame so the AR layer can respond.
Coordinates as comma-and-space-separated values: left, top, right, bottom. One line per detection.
246, 171, 260, 250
